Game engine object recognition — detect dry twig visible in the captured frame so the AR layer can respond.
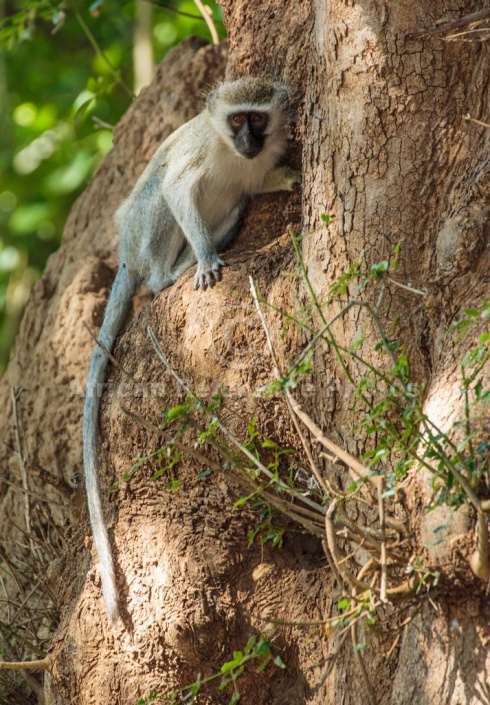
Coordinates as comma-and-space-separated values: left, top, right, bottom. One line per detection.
10, 389, 35, 556
192, 0, 219, 44
405, 8, 490, 39
0, 656, 51, 671
249, 276, 329, 497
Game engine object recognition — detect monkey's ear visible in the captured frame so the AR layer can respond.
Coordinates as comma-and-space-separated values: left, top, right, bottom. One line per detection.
276, 84, 290, 99
206, 80, 225, 113
274, 84, 291, 111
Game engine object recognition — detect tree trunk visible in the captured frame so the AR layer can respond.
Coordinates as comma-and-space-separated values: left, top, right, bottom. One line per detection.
1, 2, 490, 704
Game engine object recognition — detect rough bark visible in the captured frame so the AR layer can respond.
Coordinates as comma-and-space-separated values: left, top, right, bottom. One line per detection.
1, 1, 490, 704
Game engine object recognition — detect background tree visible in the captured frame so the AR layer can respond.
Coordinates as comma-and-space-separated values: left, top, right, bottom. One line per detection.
1, 1, 490, 705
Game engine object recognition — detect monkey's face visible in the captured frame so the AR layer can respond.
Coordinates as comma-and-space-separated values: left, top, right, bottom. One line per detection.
227, 111, 269, 159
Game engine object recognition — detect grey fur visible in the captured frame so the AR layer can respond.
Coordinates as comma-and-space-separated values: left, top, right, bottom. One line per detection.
83, 77, 300, 622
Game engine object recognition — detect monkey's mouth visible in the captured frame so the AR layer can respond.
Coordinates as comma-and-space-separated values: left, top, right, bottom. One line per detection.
239, 146, 262, 159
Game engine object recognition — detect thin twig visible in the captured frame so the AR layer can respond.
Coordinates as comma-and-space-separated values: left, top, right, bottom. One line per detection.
147, 325, 324, 513
288, 394, 377, 487
316, 630, 350, 687
270, 601, 366, 628
387, 276, 427, 297
0, 657, 51, 671
26, 463, 73, 499
464, 114, 490, 130
120, 403, 322, 537
384, 632, 401, 659
192, 0, 219, 44
405, 8, 490, 39
0, 546, 25, 598
377, 476, 388, 603
351, 619, 377, 705
249, 276, 329, 496
247, 282, 410, 596
83, 320, 167, 405
338, 529, 383, 557
356, 557, 377, 582
1, 477, 67, 508
470, 510, 490, 580
325, 503, 417, 600
335, 506, 397, 544
446, 27, 490, 40
325, 502, 372, 593
11, 389, 35, 555
120, 406, 221, 470
184, 417, 326, 532
145, 0, 223, 22
83, 321, 136, 382
286, 300, 358, 381
70, 2, 134, 97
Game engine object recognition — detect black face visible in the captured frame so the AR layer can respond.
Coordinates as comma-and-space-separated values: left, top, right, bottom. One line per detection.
227, 111, 269, 159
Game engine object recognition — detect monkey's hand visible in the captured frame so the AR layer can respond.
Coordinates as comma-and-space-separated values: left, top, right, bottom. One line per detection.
194, 255, 226, 290
281, 167, 302, 191
259, 166, 302, 194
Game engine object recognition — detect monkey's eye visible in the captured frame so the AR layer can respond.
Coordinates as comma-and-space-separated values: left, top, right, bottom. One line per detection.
229, 114, 245, 127
249, 113, 267, 127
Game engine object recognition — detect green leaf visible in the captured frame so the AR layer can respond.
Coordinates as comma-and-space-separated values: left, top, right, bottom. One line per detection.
234, 493, 255, 509
73, 97, 96, 123
256, 657, 271, 672
244, 635, 256, 654
166, 405, 187, 421
197, 469, 211, 480
162, 480, 181, 491
221, 660, 237, 674
256, 641, 271, 657
273, 655, 286, 669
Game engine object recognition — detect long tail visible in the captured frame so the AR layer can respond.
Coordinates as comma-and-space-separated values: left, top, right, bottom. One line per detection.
83, 264, 138, 622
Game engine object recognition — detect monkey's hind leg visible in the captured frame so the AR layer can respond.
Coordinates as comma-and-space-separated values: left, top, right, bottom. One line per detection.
167, 208, 246, 287
167, 244, 198, 284
214, 196, 249, 251
148, 244, 213, 291
162, 198, 249, 289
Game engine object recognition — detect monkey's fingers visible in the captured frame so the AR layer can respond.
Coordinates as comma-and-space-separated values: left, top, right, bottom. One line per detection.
194, 257, 226, 290
285, 168, 302, 191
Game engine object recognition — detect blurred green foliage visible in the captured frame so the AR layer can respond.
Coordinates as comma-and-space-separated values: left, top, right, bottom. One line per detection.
0, 0, 225, 371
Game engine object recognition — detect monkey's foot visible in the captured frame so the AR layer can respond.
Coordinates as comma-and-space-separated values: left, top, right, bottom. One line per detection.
194, 256, 226, 290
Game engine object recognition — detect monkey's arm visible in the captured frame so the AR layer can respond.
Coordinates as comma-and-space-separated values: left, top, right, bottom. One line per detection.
163, 181, 225, 290
257, 166, 301, 194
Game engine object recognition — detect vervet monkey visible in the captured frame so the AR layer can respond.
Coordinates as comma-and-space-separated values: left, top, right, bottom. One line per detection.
83, 76, 300, 622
